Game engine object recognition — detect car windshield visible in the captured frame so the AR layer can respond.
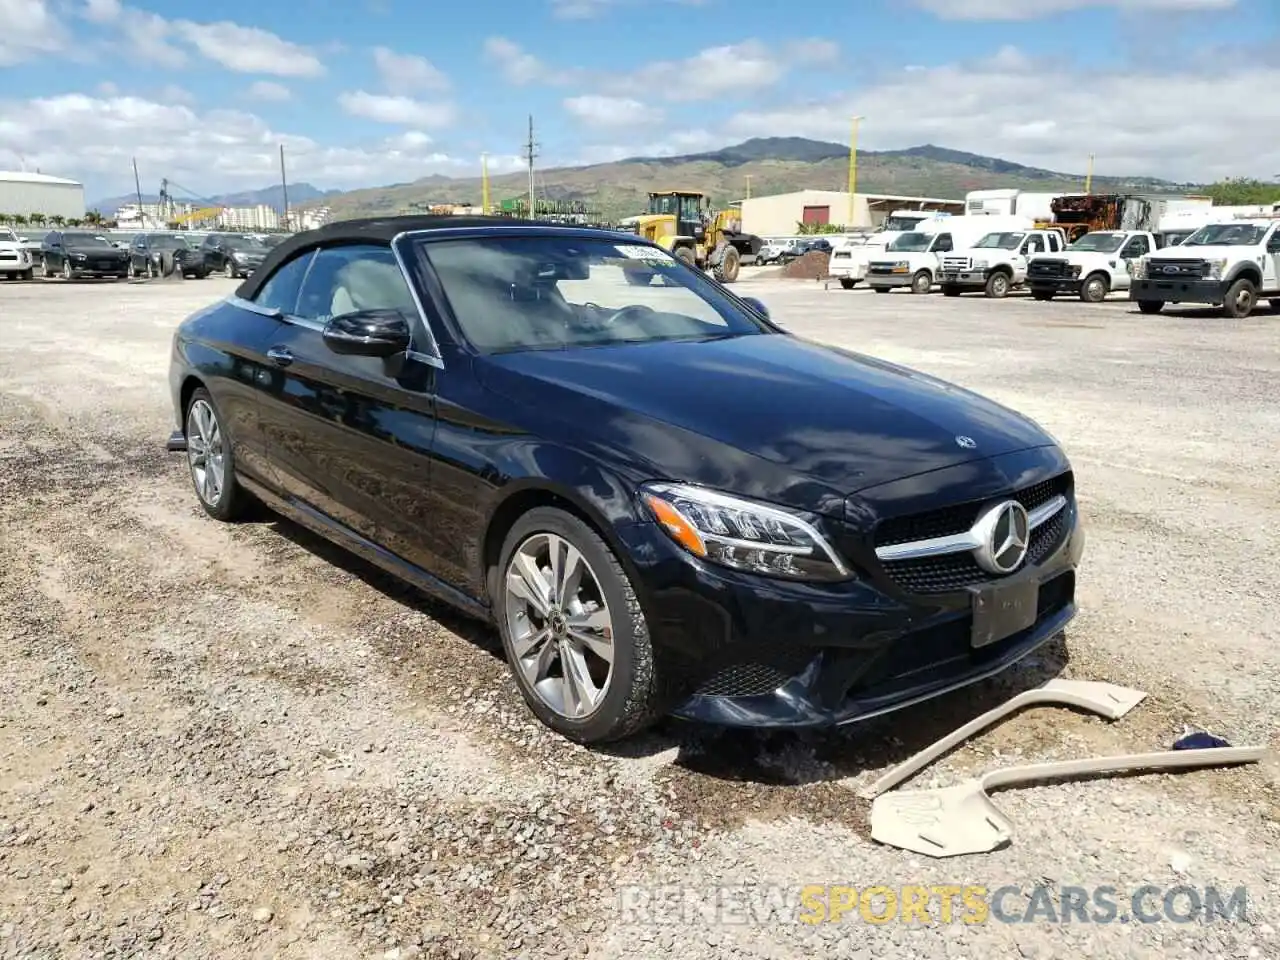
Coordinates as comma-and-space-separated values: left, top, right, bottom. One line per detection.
881, 216, 927, 232
0, 228, 16, 242
64, 233, 114, 248
151, 234, 192, 250
420, 235, 772, 354
887, 232, 932, 252
973, 232, 1026, 250
227, 236, 269, 251
1068, 232, 1126, 253
1181, 223, 1268, 247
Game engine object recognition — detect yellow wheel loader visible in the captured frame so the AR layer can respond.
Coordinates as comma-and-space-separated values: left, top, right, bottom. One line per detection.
627, 190, 763, 284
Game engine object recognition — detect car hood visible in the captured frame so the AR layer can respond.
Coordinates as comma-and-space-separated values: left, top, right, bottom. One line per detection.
66, 245, 126, 255
477, 334, 1053, 516
1146, 245, 1251, 259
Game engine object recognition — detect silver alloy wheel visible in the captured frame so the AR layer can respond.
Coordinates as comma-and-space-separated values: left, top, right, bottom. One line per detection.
1233, 286, 1254, 313
62, 259, 72, 280
186, 399, 225, 507
504, 532, 615, 720
1085, 276, 1107, 301
225, 261, 236, 279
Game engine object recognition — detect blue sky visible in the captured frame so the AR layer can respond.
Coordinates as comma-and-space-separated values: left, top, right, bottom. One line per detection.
1, 0, 1277, 203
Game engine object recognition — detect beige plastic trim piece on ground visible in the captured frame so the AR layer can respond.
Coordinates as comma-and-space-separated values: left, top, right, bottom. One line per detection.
869, 746, 1266, 858
859, 679, 1149, 800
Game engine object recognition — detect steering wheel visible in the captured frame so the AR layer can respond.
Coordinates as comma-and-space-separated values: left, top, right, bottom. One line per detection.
598, 304, 655, 327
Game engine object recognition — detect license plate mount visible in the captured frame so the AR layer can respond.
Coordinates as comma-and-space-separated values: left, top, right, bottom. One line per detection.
970, 578, 1039, 648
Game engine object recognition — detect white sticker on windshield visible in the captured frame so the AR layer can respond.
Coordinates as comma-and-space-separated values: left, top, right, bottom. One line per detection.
615, 244, 674, 263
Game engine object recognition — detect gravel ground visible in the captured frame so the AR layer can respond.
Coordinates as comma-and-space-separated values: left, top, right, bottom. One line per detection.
0, 272, 1277, 959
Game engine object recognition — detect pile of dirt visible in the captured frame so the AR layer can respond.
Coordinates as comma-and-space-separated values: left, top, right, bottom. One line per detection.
781, 250, 830, 279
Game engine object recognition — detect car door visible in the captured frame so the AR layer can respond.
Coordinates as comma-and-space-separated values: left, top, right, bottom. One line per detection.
1117, 235, 1150, 289
1266, 228, 1280, 291
131, 234, 148, 273
43, 232, 63, 270
255, 243, 439, 567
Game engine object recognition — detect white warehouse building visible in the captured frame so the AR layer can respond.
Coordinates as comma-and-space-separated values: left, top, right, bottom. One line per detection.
0, 171, 86, 221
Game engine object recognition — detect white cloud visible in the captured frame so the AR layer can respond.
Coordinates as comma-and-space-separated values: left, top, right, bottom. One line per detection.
82, 0, 122, 23
96, 81, 119, 96
157, 84, 195, 105
483, 36, 579, 85
172, 20, 324, 76
0, 93, 516, 201
563, 95, 664, 128
247, 80, 291, 102
372, 46, 450, 91
0, 0, 68, 65
910, 0, 1236, 18
723, 48, 1280, 181
337, 91, 456, 127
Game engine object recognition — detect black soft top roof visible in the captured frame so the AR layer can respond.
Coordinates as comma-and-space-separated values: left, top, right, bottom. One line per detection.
233, 214, 540, 300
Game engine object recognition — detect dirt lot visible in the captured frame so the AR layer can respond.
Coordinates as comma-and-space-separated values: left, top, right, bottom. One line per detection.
1, 274, 1277, 960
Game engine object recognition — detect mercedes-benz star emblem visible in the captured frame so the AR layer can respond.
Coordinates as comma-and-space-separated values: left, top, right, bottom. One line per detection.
971, 500, 1030, 575
955, 435, 977, 449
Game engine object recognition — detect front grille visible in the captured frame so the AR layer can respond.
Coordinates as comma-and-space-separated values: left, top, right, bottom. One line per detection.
941, 256, 970, 271
1149, 259, 1206, 280
874, 473, 1073, 595
694, 646, 814, 698
1029, 259, 1070, 278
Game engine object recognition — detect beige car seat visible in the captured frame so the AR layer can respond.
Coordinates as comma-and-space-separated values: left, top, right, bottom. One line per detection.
330, 257, 416, 318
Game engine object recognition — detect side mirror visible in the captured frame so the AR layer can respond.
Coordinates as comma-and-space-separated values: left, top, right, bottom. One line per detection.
741, 296, 770, 320
323, 309, 412, 357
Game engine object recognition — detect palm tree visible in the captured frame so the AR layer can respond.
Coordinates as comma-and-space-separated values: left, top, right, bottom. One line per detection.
49, 215, 66, 228
66, 218, 83, 228
11, 214, 26, 228
28, 212, 45, 227
84, 210, 105, 226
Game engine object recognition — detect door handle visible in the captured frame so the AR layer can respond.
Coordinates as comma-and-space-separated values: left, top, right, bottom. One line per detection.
266, 346, 293, 366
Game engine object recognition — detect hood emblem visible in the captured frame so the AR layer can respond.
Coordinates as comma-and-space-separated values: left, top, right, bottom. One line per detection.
972, 500, 1030, 574
955, 435, 977, 449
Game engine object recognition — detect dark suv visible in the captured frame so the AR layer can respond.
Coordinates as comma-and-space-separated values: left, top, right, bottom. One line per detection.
40, 231, 130, 280
130, 232, 209, 279
200, 234, 270, 279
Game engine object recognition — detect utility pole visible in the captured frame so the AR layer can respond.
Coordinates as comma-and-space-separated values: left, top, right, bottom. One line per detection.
1084, 153, 1094, 195
745, 174, 753, 200
847, 115, 863, 229
279, 144, 291, 231
523, 115, 538, 220
132, 157, 145, 225
481, 153, 491, 215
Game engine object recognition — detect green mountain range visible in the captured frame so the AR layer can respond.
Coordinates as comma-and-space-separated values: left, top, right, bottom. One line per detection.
301, 138, 1199, 223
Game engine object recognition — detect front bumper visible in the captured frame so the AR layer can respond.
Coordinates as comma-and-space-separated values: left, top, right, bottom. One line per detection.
617, 483, 1083, 729
867, 272, 913, 289
1129, 277, 1224, 304
1028, 277, 1082, 294
938, 270, 987, 286
827, 260, 868, 280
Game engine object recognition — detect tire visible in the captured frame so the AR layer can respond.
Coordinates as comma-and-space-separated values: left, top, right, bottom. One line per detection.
1137, 300, 1164, 315
495, 506, 663, 744
61, 259, 73, 280
146, 259, 155, 280
839, 278, 856, 290
1220, 277, 1257, 319
873, 286, 892, 294
713, 245, 740, 283
42, 260, 53, 278
128, 260, 137, 279
984, 271, 1010, 298
1079, 272, 1110, 303
673, 246, 696, 269
21, 268, 33, 281
942, 285, 962, 297
160, 252, 176, 278
1031, 289, 1055, 301
910, 270, 932, 295
1270, 298, 1280, 313
184, 388, 249, 522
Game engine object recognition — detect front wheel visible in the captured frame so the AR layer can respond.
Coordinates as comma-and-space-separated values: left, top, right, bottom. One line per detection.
910, 270, 932, 295
185, 388, 249, 522
1080, 272, 1110, 303
673, 247, 696, 270
61, 259, 73, 281
713, 245, 740, 283
838, 277, 856, 290
873, 286, 891, 294
984, 272, 1010, 298
224, 261, 238, 279
1221, 278, 1257, 319
496, 507, 664, 744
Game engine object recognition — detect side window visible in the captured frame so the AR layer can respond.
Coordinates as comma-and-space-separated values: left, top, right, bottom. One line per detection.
1121, 236, 1149, 258
1267, 230, 1280, 253
932, 233, 953, 253
252, 251, 314, 315
294, 245, 417, 323
1049, 234, 1061, 252
1023, 236, 1044, 255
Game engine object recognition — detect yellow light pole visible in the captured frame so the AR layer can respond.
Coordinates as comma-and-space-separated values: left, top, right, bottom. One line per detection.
847, 115, 864, 229
481, 153, 491, 214
745, 174, 753, 199
1084, 153, 1094, 195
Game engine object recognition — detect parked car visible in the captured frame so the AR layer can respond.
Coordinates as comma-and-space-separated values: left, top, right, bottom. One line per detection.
200, 233, 271, 278
0, 227, 35, 280
129, 232, 209, 279
166, 216, 1083, 744
40, 230, 130, 280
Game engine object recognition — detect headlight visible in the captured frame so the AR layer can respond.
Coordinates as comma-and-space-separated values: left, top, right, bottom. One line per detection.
639, 482, 852, 582
1070, 265, 1082, 278
1204, 258, 1227, 280
72, 253, 86, 261
1133, 256, 1148, 280
973, 259, 988, 270
893, 260, 910, 269
233, 251, 248, 262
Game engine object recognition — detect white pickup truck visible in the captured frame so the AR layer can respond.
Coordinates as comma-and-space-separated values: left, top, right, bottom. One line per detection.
827, 212, 953, 289
0, 227, 36, 280
938, 227, 1068, 298
864, 218, 1001, 295
1130, 218, 1280, 318
1025, 230, 1158, 302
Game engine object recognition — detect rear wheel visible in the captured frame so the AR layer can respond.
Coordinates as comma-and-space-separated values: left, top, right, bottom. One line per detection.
1137, 300, 1164, 315
496, 507, 663, 744
874, 286, 892, 294
713, 245, 740, 283
1269, 298, 1280, 313
1221, 278, 1257, 318
1080, 272, 1110, 303
1031, 289, 1055, 301
185, 388, 249, 522
984, 271, 1010, 298
146, 259, 155, 279
838, 277, 856, 290
910, 270, 932, 295
942, 285, 962, 297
